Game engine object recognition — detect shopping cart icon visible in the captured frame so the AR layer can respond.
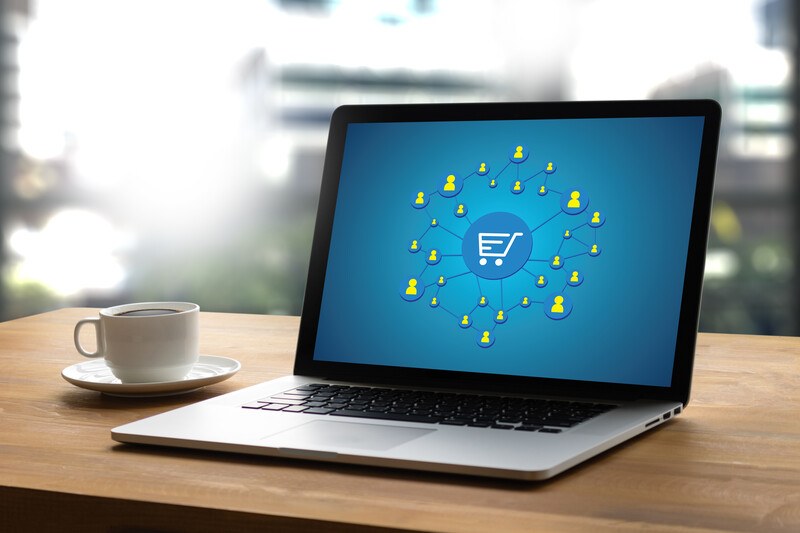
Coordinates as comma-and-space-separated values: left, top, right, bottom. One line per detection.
478, 232, 525, 266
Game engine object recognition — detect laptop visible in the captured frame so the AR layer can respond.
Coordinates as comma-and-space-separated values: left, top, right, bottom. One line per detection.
112, 99, 721, 480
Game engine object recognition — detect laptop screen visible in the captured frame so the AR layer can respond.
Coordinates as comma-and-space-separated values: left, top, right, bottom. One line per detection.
303, 103, 717, 393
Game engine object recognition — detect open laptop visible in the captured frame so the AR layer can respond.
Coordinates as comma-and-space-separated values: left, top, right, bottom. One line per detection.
112, 100, 721, 480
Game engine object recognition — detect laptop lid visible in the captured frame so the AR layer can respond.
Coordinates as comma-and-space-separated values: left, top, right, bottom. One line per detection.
295, 100, 721, 406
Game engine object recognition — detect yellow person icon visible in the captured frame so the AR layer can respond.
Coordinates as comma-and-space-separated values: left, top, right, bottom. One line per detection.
405, 279, 418, 296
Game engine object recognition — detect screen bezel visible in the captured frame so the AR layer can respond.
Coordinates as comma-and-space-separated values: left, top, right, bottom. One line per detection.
294, 100, 721, 406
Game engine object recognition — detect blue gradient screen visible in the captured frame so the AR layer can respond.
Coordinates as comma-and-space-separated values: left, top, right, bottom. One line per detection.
312, 116, 705, 387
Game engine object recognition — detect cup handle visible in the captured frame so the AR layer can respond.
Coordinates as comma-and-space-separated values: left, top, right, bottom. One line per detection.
74, 317, 104, 358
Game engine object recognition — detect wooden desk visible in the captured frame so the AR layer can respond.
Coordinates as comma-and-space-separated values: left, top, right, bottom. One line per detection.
1, 308, 799, 532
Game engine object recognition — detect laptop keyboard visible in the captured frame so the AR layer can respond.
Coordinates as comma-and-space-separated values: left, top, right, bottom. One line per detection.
242, 383, 617, 433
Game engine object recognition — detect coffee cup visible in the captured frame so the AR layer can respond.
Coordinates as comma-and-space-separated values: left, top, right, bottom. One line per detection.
73, 302, 200, 383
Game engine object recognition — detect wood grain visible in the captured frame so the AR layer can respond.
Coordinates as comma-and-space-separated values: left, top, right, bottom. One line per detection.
1, 308, 799, 532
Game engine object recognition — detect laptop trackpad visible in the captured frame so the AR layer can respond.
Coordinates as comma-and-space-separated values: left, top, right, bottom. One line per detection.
264, 420, 434, 451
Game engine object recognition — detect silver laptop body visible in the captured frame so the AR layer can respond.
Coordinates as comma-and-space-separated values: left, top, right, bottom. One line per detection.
113, 100, 721, 480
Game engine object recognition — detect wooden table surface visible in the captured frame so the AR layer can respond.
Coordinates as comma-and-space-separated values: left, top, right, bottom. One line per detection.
1, 308, 799, 532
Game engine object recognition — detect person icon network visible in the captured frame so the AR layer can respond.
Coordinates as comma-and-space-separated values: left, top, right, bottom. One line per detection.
403, 145, 605, 342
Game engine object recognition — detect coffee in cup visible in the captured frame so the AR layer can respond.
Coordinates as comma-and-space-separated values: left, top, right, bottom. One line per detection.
73, 302, 200, 383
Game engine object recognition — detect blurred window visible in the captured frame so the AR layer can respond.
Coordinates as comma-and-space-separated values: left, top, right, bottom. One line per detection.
2, 0, 795, 335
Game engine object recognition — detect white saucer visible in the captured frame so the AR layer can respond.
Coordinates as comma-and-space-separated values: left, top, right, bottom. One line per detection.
61, 355, 241, 397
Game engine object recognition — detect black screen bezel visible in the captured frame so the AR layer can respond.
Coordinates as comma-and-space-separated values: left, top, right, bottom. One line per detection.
294, 100, 721, 406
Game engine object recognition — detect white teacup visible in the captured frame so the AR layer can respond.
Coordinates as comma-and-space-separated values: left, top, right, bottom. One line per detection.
73, 302, 200, 383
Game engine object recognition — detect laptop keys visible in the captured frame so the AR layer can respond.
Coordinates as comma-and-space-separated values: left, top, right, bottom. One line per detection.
243, 383, 616, 433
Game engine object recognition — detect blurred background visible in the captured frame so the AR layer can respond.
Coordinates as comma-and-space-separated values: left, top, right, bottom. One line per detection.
0, 0, 797, 335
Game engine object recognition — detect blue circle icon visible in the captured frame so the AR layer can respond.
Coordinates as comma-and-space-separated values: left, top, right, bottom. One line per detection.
399, 278, 424, 302
566, 270, 584, 286
510, 180, 525, 194
458, 314, 473, 329
537, 185, 547, 196
560, 188, 589, 215
588, 210, 606, 228
411, 191, 429, 209
439, 173, 463, 198
535, 274, 548, 288
454, 203, 468, 218
476, 330, 495, 348
509, 145, 529, 163
544, 293, 573, 320
544, 162, 557, 174
476, 162, 490, 176
462, 212, 533, 280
